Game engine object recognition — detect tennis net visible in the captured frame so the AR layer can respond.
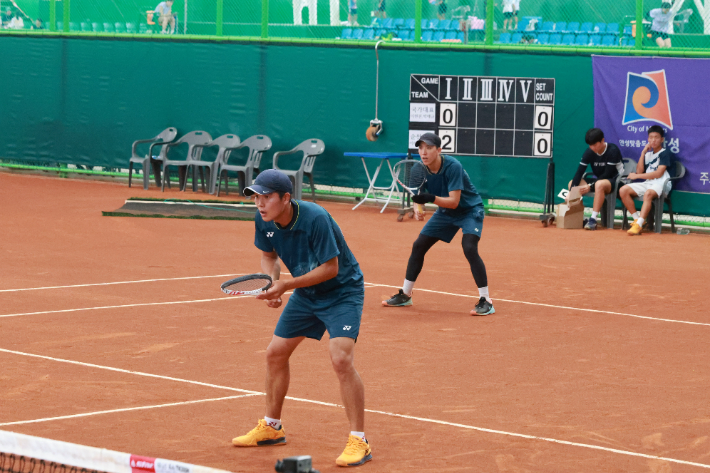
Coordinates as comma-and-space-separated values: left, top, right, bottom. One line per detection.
0, 430, 232, 473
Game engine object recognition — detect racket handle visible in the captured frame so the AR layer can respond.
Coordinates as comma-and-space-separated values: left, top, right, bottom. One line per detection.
415, 203, 424, 213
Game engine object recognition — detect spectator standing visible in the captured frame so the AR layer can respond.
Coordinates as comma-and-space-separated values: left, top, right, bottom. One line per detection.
154, 0, 175, 34
513, 0, 521, 30
502, 0, 515, 30
348, 0, 358, 26
437, 0, 448, 20
374, 0, 386, 19
8, 13, 24, 29
649, 0, 689, 47
2, 8, 13, 27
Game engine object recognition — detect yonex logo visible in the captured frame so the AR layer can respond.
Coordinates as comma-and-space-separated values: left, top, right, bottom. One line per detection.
266, 232, 274, 237
622, 69, 673, 130
343, 325, 352, 331
475, 228, 479, 232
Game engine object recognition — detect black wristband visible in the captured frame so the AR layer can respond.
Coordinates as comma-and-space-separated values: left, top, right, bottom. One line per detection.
412, 193, 436, 204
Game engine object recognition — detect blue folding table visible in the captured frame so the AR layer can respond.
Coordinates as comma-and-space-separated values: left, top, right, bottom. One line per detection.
344, 152, 408, 212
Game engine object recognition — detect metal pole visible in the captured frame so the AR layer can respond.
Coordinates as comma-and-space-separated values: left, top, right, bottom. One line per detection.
184, 0, 187, 34
49, 0, 56, 31
414, 0, 422, 43
635, 0, 643, 49
484, 0, 494, 45
216, 0, 223, 36
261, 0, 269, 38
63, 0, 69, 32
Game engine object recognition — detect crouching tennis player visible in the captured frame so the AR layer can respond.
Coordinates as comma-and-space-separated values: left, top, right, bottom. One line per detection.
231, 169, 371, 467
383, 133, 494, 316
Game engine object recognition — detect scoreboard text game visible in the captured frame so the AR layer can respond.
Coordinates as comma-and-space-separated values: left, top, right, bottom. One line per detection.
409, 75, 556, 158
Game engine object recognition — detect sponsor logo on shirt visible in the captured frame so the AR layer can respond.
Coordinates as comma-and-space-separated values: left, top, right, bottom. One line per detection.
266, 232, 274, 237
622, 69, 673, 130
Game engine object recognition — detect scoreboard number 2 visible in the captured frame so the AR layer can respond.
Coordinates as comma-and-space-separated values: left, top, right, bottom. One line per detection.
439, 129, 456, 153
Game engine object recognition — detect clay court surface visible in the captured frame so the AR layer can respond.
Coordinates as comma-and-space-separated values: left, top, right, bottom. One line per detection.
2, 172, 710, 473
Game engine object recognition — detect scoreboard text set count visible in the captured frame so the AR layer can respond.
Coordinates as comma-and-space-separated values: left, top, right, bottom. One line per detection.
408, 74, 556, 158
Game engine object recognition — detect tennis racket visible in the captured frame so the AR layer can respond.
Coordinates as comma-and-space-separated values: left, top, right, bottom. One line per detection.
220, 274, 273, 295
393, 159, 429, 215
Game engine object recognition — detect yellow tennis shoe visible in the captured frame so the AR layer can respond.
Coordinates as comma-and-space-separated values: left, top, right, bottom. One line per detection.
232, 419, 286, 447
627, 222, 643, 236
336, 435, 372, 467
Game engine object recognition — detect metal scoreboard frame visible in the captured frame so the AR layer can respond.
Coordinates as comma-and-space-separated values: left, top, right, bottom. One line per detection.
408, 74, 556, 158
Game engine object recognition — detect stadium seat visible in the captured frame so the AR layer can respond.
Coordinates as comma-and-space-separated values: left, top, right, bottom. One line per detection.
516, 18, 530, 31
400, 29, 414, 41
541, 21, 554, 32
422, 30, 434, 41
428, 19, 439, 29
91, 22, 102, 32
362, 28, 375, 40
537, 33, 550, 44
186, 134, 241, 194
128, 127, 178, 190
216, 135, 272, 197
375, 28, 386, 37
590, 34, 602, 46
126, 22, 137, 34
382, 18, 394, 28
579, 22, 593, 33
456, 31, 465, 42
340, 28, 353, 39
103, 22, 114, 33
138, 23, 150, 34
444, 31, 458, 41
69, 22, 79, 31
351, 28, 364, 39
497, 32, 512, 44
161, 131, 213, 192
574, 34, 589, 45
404, 18, 415, 29
512, 32, 523, 43
566, 22, 580, 33
80, 22, 91, 32
601, 35, 617, 46
606, 23, 620, 34
561, 33, 575, 45
554, 21, 566, 32
622, 25, 632, 36
594, 22, 606, 33
621, 36, 632, 46
421, 19, 429, 29
433, 30, 445, 41
272, 139, 325, 202
549, 33, 562, 45
392, 18, 404, 28
114, 22, 126, 33
56, 21, 63, 30
438, 19, 452, 30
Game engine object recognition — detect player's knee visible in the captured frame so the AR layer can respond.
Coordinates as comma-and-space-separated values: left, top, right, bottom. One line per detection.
329, 349, 354, 375
265, 343, 291, 367
411, 234, 436, 256
461, 234, 480, 257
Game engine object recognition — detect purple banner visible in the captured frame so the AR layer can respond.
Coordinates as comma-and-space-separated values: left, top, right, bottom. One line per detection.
593, 56, 710, 193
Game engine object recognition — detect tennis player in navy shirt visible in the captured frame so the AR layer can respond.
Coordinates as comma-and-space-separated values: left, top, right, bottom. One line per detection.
383, 132, 494, 316
231, 170, 371, 468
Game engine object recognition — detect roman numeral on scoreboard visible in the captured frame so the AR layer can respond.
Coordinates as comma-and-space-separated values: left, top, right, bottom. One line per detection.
409, 74, 555, 158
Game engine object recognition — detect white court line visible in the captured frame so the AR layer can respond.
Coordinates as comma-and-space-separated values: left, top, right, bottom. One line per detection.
0, 347, 707, 470
367, 283, 710, 327
0, 274, 238, 293
0, 394, 262, 427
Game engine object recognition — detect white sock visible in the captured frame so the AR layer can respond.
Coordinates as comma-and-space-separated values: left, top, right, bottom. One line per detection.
264, 416, 281, 430
632, 211, 640, 220
478, 286, 492, 303
591, 211, 599, 220
636, 217, 645, 227
350, 431, 366, 441
402, 279, 415, 297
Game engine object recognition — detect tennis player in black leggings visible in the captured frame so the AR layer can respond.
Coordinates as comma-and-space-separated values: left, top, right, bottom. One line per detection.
382, 132, 494, 316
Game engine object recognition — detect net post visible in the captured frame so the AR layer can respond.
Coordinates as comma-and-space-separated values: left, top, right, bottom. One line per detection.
484, 0, 494, 45
63, 0, 70, 32
635, 0, 643, 49
49, 0, 56, 31
261, 0, 269, 39
216, 0, 223, 36
414, 0, 422, 43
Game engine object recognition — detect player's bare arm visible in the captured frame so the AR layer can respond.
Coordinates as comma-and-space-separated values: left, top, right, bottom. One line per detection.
629, 165, 667, 181
256, 256, 339, 301
260, 251, 283, 308
433, 189, 461, 209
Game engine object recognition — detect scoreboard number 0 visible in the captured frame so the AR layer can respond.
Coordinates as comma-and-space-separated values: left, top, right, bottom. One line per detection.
534, 133, 552, 157
439, 129, 456, 153
534, 106, 553, 130
440, 103, 457, 127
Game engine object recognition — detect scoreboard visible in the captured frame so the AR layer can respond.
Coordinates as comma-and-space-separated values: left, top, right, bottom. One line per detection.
408, 74, 556, 158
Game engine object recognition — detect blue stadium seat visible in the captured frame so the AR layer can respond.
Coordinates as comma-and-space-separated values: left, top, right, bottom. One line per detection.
537, 33, 550, 44
456, 31, 465, 42
516, 18, 530, 31
512, 32, 523, 43
621, 36, 632, 46
622, 25, 632, 35
405, 18, 415, 29
433, 30, 445, 41
438, 19, 452, 30
422, 30, 434, 41
594, 22, 606, 33
566, 22, 580, 33
444, 31, 458, 40
579, 22, 593, 33
428, 19, 439, 29
606, 23, 620, 34
541, 21, 554, 32
351, 28, 364, 39
498, 32, 512, 44
421, 19, 430, 29
375, 28, 387, 37
590, 34, 602, 46
340, 28, 353, 39
561, 33, 575, 45
382, 18, 394, 28
575, 34, 589, 45
554, 21, 566, 32
362, 28, 375, 39
403, 29, 415, 40
392, 18, 404, 28
601, 35, 617, 46
370, 18, 383, 27
549, 33, 562, 45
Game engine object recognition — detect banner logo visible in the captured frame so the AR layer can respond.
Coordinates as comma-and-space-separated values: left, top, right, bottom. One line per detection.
622, 70, 673, 130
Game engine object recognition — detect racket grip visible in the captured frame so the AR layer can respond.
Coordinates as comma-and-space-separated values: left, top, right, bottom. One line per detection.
415, 203, 424, 213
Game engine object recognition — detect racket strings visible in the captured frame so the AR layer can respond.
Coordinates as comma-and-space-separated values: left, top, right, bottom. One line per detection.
394, 160, 428, 192
224, 277, 271, 292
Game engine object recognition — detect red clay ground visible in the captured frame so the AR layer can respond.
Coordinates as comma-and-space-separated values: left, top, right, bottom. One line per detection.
1, 171, 709, 473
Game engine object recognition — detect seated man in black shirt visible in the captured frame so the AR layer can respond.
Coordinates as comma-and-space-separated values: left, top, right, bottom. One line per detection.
569, 128, 623, 230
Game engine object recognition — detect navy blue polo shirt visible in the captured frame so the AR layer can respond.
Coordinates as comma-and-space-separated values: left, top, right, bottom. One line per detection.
425, 155, 484, 216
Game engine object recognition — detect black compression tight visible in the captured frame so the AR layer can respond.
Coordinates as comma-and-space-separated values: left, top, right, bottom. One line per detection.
405, 233, 488, 288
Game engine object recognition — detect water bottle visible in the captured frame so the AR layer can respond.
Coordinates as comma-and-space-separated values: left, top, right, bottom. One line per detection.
677, 228, 690, 235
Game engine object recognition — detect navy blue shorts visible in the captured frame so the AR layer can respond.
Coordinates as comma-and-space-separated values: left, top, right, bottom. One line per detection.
421, 206, 485, 243
274, 285, 364, 341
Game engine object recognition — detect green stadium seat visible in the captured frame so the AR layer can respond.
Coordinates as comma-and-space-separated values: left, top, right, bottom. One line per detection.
91, 22, 102, 32
69, 22, 79, 31
56, 21, 63, 30
103, 22, 114, 33
114, 22, 126, 33
139, 23, 149, 34
80, 22, 91, 32
126, 22, 137, 33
